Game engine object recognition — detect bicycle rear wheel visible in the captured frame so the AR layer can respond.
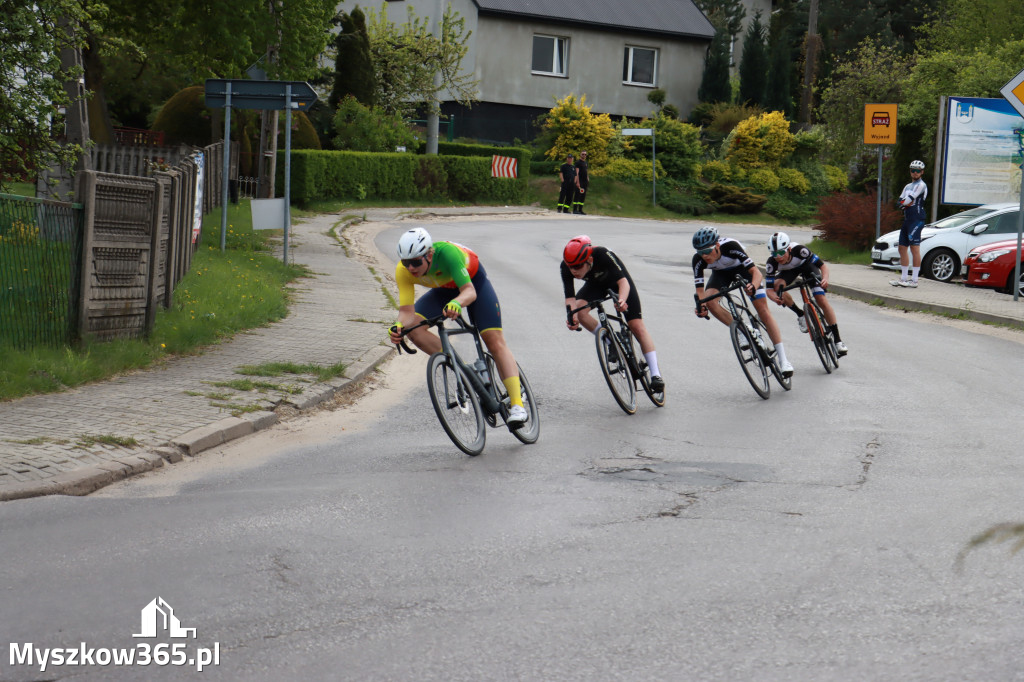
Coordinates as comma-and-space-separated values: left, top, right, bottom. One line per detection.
730, 319, 770, 399
426, 353, 486, 456
623, 328, 664, 407
753, 316, 791, 391
596, 326, 637, 414
803, 302, 832, 374
484, 355, 540, 443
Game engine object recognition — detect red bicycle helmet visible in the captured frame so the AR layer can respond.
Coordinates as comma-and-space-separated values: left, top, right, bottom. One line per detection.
563, 235, 593, 267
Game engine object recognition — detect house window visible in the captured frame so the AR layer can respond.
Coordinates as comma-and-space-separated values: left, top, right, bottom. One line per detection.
532, 35, 568, 77
623, 46, 657, 86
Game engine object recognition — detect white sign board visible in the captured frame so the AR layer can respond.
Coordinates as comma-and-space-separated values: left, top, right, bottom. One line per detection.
250, 197, 287, 231
622, 128, 653, 136
941, 97, 1024, 205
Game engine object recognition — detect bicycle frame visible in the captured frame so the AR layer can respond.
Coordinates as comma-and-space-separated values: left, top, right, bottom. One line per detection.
569, 291, 643, 380
396, 315, 503, 417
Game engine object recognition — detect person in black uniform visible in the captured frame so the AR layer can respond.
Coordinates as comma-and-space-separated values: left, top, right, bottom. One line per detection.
561, 235, 664, 392
572, 150, 589, 214
557, 153, 576, 213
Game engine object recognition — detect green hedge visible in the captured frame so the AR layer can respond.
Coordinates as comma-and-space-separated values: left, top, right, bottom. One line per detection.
279, 150, 526, 204
433, 142, 532, 178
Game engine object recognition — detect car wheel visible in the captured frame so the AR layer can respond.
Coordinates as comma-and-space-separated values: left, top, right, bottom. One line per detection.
1005, 268, 1024, 297
922, 249, 959, 282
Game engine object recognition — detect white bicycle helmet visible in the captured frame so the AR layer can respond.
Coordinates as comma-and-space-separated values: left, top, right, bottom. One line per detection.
768, 231, 791, 255
397, 228, 432, 259
909, 160, 925, 171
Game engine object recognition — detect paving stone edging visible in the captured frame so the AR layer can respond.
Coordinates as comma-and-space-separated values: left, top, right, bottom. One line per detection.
0, 345, 395, 502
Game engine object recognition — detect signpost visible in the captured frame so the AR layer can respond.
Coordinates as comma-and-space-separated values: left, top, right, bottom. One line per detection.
204, 79, 318, 265
622, 128, 656, 205
864, 104, 898, 240
999, 67, 1024, 301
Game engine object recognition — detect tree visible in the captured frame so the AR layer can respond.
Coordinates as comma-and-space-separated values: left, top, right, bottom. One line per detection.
698, 26, 732, 104
738, 11, 768, 107
364, 4, 478, 119
332, 95, 420, 153
695, 0, 747, 60
817, 38, 913, 164
540, 94, 615, 167
914, 0, 1020, 54
764, 21, 794, 116
0, 0, 86, 190
329, 8, 376, 111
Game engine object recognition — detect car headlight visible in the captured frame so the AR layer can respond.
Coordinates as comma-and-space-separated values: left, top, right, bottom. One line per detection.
979, 249, 1014, 263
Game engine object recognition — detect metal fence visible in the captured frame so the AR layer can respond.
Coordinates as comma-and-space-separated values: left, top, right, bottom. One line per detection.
1, 141, 223, 349
0, 194, 84, 348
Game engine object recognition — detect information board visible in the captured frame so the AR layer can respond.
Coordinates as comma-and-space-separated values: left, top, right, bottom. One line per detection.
941, 96, 1024, 205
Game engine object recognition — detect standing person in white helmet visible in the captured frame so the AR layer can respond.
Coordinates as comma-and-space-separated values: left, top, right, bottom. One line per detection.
892, 160, 928, 287
387, 228, 529, 426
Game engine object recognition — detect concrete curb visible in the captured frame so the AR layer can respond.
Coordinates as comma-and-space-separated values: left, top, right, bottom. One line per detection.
0, 345, 395, 501
829, 284, 1024, 328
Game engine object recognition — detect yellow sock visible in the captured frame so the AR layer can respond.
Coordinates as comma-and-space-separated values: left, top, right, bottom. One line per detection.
502, 376, 523, 407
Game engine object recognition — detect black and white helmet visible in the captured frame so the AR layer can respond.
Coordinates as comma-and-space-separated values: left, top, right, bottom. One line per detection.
397, 228, 432, 259
768, 231, 791, 255
909, 160, 925, 171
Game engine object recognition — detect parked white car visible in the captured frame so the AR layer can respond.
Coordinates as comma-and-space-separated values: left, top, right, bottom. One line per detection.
871, 203, 1021, 282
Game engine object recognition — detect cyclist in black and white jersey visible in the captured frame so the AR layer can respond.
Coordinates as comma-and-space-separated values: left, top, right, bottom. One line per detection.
692, 226, 793, 377
764, 231, 848, 356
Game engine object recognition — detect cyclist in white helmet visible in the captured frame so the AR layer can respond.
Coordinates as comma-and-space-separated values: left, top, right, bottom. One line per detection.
765, 231, 848, 355
692, 226, 794, 377
388, 227, 529, 426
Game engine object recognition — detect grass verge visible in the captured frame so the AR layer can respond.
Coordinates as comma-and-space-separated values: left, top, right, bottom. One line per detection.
1, 200, 308, 401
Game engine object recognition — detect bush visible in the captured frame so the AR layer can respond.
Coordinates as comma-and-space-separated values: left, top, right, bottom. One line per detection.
541, 94, 616, 167
629, 114, 702, 180
435, 142, 532, 178
591, 157, 665, 181
333, 95, 419, 152
657, 185, 714, 216
765, 194, 812, 222
699, 160, 732, 183
748, 168, 780, 192
816, 190, 901, 250
531, 160, 559, 176
705, 183, 767, 213
724, 111, 797, 169
823, 165, 849, 192
778, 167, 810, 194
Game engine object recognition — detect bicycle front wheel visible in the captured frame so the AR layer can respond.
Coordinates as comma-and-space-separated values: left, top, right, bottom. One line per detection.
803, 302, 832, 374
754, 316, 791, 391
815, 302, 840, 369
596, 326, 637, 414
730, 319, 770, 400
426, 353, 486, 456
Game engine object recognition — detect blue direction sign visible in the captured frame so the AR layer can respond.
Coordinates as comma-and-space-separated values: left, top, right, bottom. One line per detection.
204, 79, 317, 110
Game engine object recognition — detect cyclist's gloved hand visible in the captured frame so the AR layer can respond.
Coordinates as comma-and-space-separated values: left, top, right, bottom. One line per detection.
443, 300, 462, 319
389, 323, 403, 344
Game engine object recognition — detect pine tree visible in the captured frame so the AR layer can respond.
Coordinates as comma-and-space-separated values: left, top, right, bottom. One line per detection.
698, 27, 732, 104
329, 8, 377, 111
738, 11, 768, 107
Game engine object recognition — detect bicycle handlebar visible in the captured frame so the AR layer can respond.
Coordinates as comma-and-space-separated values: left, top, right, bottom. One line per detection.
390, 313, 471, 355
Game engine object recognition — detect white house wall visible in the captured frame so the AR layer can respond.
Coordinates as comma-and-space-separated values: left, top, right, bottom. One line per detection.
474, 17, 707, 119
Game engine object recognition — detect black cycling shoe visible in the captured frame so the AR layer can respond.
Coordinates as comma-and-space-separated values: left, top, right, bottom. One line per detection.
649, 375, 665, 392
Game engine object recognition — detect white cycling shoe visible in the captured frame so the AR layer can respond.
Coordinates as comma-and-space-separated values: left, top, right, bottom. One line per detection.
507, 404, 528, 426
779, 359, 794, 377
797, 316, 808, 333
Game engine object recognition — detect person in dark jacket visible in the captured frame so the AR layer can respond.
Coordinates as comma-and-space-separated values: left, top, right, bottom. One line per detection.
557, 153, 576, 213
572, 150, 589, 214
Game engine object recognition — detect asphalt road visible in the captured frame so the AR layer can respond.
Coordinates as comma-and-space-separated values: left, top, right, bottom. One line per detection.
1, 217, 1022, 681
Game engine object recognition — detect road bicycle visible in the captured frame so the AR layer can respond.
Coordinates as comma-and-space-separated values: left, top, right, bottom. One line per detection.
781, 276, 840, 374
696, 276, 792, 400
393, 314, 540, 456
568, 290, 665, 414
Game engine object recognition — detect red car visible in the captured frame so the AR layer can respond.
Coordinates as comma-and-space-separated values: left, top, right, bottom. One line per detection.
964, 239, 1024, 295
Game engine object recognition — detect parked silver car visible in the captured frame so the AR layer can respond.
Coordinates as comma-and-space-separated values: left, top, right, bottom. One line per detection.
871, 203, 1021, 282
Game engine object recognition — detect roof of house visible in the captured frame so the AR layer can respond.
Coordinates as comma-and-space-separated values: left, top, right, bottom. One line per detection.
472, 0, 716, 40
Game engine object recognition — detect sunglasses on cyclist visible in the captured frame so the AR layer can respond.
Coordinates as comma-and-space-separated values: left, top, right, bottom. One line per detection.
696, 246, 715, 256
402, 257, 425, 268
772, 249, 788, 257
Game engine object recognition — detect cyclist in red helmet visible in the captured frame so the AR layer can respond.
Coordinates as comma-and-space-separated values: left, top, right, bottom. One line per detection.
560, 235, 665, 392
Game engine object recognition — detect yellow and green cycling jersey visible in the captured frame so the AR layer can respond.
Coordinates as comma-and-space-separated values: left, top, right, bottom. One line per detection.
395, 241, 480, 307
